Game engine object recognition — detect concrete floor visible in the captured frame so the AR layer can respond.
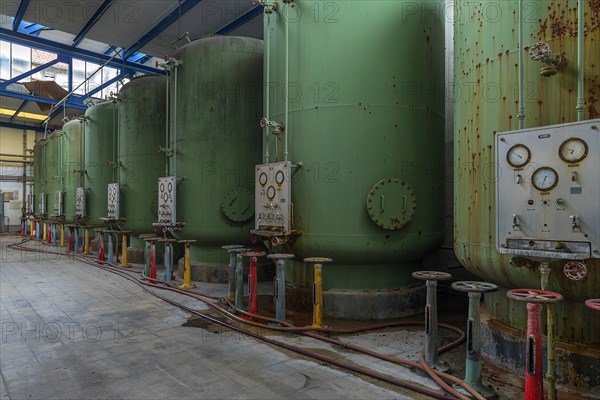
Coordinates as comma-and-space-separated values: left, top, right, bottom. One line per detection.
0, 235, 522, 400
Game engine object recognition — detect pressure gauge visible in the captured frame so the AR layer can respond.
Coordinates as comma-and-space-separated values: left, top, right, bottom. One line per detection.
275, 170, 285, 185
559, 138, 588, 164
506, 144, 531, 168
532, 167, 559, 191
259, 172, 268, 186
267, 185, 276, 200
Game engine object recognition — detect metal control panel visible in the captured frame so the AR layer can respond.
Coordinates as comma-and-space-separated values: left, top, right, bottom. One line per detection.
157, 176, 177, 226
53, 190, 63, 217
107, 183, 120, 220
496, 120, 600, 259
255, 161, 292, 234
75, 187, 86, 218
38, 193, 46, 215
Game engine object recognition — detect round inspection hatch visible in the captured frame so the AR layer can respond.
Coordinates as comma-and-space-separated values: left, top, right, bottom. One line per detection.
366, 178, 416, 231
221, 187, 254, 223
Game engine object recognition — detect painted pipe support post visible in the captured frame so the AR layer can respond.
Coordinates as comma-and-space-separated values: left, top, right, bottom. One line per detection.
507, 289, 564, 400
160, 239, 177, 282
451, 281, 499, 399
59, 224, 65, 247
304, 257, 334, 328
235, 253, 244, 309
67, 226, 74, 253
412, 271, 452, 372
107, 231, 115, 264
120, 231, 130, 268
96, 230, 105, 262
268, 254, 295, 321
178, 240, 196, 289
73, 227, 79, 254
240, 251, 267, 320
139, 234, 154, 277
35, 221, 40, 240
222, 245, 245, 301
51, 223, 57, 246
84, 227, 90, 255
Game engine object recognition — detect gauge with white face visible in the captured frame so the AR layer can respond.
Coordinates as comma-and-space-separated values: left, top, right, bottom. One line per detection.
506, 144, 531, 168
559, 138, 588, 164
275, 170, 285, 185
259, 172, 268, 186
267, 185, 276, 200
532, 167, 559, 191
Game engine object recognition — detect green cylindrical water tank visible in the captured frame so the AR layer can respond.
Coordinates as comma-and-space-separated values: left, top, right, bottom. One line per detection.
118, 76, 166, 236
44, 132, 61, 219
170, 36, 263, 264
60, 119, 84, 222
84, 101, 118, 226
454, 0, 599, 395
33, 139, 46, 217
263, 1, 445, 308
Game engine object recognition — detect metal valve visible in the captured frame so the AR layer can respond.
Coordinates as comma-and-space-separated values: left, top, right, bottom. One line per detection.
529, 41, 565, 77
260, 117, 285, 134
569, 215, 580, 232
515, 174, 522, 184
563, 261, 587, 281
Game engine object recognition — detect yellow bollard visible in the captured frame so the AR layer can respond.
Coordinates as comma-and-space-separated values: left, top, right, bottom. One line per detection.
179, 240, 196, 289
304, 257, 333, 328
120, 231, 130, 268
43, 222, 47, 242
60, 224, 65, 247
84, 227, 90, 255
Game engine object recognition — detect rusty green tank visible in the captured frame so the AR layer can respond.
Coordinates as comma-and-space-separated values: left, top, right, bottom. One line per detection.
454, 0, 599, 395
60, 119, 84, 222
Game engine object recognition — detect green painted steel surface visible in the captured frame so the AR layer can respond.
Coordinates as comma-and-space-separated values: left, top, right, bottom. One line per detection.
60, 119, 84, 222
33, 139, 46, 217
453, 0, 599, 344
118, 76, 166, 235
44, 133, 60, 218
84, 101, 118, 226
263, 1, 445, 290
170, 36, 263, 263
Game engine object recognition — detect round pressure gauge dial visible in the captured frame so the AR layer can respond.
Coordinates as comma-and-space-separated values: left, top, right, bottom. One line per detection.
259, 172, 268, 186
532, 167, 559, 191
506, 144, 531, 168
559, 138, 588, 164
275, 170, 285, 185
267, 185, 276, 200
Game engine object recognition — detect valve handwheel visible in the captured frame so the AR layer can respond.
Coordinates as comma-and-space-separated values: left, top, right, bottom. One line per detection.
563, 261, 587, 281
452, 281, 498, 293
585, 299, 600, 311
507, 289, 563, 304
412, 271, 452, 281
260, 117, 268, 128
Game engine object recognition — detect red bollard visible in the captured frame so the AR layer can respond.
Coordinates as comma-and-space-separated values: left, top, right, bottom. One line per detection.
149, 239, 157, 280
47, 224, 52, 244
240, 251, 266, 320
507, 289, 563, 400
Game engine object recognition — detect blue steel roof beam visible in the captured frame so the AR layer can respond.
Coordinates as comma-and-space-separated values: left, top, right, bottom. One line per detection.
10, 100, 29, 120
214, 5, 262, 36
0, 121, 45, 132
0, 28, 165, 76
123, 0, 203, 59
12, 0, 30, 31
72, 0, 115, 47
0, 57, 63, 89
0, 89, 87, 110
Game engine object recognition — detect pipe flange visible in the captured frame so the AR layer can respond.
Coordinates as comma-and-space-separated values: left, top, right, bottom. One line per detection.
507, 289, 563, 304
452, 281, 498, 293
412, 271, 452, 282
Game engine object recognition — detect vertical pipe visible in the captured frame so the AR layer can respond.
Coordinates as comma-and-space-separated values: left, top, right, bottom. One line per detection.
312, 264, 323, 327
172, 68, 178, 178
60, 224, 65, 247
264, 12, 271, 163
576, 0, 585, 121
276, 259, 286, 321
539, 263, 556, 400
165, 72, 170, 176
68, 227, 73, 253
144, 239, 151, 277
425, 280, 439, 365
163, 242, 172, 283
84, 227, 90, 255
98, 232, 105, 262
149, 240, 156, 279
525, 303, 543, 400
247, 256, 258, 316
228, 252, 237, 301
236, 254, 244, 309
518, 0, 526, 129
284, 3, 290, 162
107, 232, 114, 264
73, 227, 79, 254
464, 292, 484, 389
121, 233, 128, 267
179, 243, 194, 288
22, 130, 27, 218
